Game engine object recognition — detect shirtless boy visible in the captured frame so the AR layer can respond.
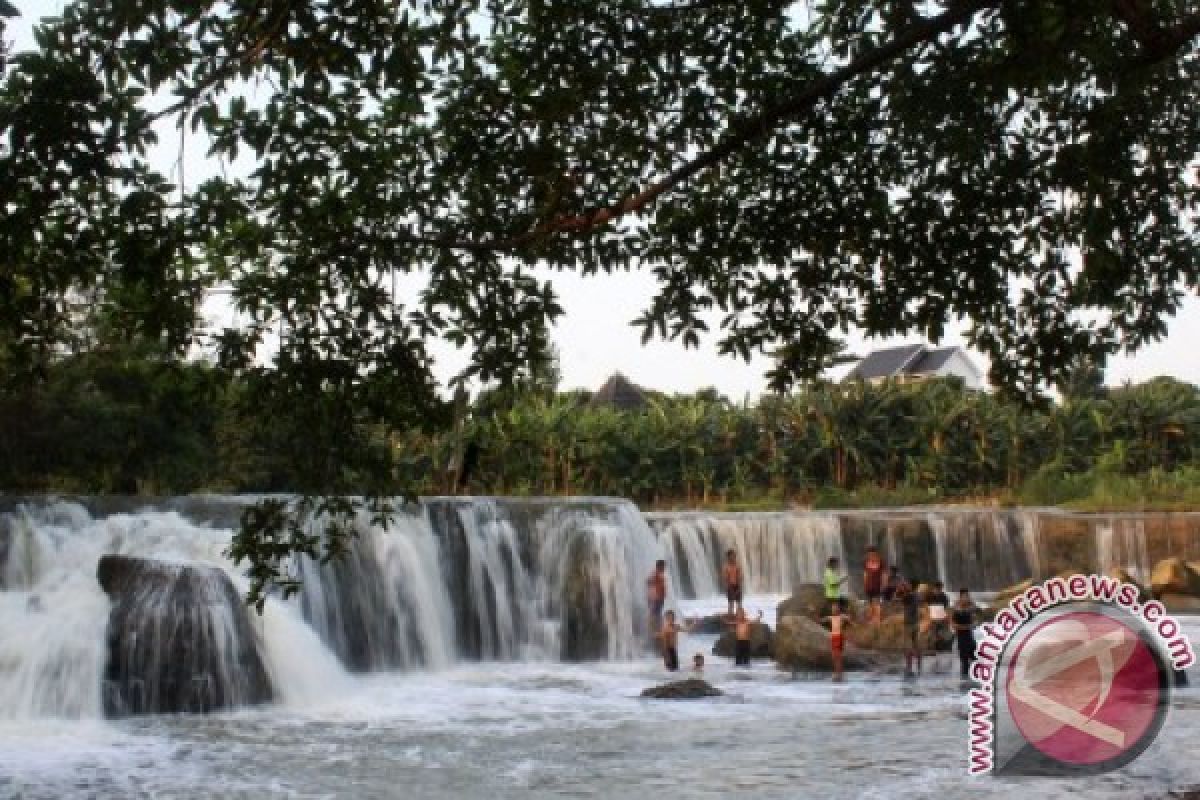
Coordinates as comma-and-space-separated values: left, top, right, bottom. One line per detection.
722, 549, 743, 616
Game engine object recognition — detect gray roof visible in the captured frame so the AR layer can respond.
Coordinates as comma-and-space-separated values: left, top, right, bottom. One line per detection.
908, 347, 959, 374
846, 345, 973, 381
845, 344, 925, 380
589, 373, 649, 411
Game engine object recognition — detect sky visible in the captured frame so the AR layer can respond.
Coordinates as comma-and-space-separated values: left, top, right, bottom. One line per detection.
7, 1, 1200, 400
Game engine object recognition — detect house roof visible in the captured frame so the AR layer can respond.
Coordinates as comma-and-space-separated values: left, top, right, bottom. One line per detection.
907, 346, 960, 374
589, 372, 649, 411
844, 344, 926, 381
845, 344, 979, 382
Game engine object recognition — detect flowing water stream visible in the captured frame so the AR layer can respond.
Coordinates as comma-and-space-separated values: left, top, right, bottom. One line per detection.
1, 498, 1197, 799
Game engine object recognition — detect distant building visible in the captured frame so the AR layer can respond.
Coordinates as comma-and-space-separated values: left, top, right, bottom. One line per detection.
589, 372, 650, 411
844, 344, 986, 390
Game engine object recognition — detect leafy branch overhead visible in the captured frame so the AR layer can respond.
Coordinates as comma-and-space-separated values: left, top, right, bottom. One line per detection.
1, 0, 1198, 597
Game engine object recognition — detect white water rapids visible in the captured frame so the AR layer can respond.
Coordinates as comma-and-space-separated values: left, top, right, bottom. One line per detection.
0, 499, 1198, 799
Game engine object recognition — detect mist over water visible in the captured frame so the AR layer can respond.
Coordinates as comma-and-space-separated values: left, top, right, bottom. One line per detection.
0, 498, 1197, 798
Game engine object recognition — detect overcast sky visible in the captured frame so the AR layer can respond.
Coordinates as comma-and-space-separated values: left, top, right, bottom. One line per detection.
8, 1, 1199, 399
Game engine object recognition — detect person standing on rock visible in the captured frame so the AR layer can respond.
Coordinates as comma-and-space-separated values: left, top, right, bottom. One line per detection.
824, 557, 847, 615
723, 550, 744, 617
647, 560, 668, 638
952, 588, 979, 682
863, 546, 885, 625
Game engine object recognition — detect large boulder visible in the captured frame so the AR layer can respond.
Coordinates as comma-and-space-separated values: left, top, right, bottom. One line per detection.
560, 538, 610, 661
1108, 567, 1151, 602
847, 614, 914, 653
641, 678, 723, 699
773, 616, 872, 672
1151, 558, 1200, 599
712, 622, 773, 659
97, 555, 274, 715
990, 578, 1034, 611
776, 584, 830, 621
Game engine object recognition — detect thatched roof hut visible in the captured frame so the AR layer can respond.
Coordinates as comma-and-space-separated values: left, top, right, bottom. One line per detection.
589, 372, 649, 411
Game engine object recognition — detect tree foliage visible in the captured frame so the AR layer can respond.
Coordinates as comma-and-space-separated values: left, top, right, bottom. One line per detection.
2, 0, 1199, 599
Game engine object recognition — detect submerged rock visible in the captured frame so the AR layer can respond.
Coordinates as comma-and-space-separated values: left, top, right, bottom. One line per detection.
97, 554, 274, 715
640, 678, 723, 699
712, 622, 774, 659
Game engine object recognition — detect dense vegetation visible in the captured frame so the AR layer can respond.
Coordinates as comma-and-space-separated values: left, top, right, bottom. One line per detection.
3, 0, 1198, 599
5, 351, 1198, 511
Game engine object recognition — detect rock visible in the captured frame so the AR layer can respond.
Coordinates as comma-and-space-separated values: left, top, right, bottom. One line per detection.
847, 614, 913, 653
687, 614, 728, 635
1152, 558, 1200, 599
990, 578, 1034, 610
1107, 567, 1151, 601
773, 615, 872, 672
561, 537, 610, 661
97, 554, 274, 715
712, 622, 774, 659
641, 678, 723, 699
1160, 593, 1200, 613
776, 584, 830, 621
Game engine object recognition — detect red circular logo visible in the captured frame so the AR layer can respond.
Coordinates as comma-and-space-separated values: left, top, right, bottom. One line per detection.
1005, 610, 1165, 767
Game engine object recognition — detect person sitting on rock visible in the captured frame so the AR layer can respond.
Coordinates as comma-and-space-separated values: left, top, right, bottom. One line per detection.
723, 550, 744, 617
823, 598, 852, 682
726, 607, 764, 667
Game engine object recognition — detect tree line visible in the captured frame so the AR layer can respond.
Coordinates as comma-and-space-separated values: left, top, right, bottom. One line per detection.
5, 348, 1198, 511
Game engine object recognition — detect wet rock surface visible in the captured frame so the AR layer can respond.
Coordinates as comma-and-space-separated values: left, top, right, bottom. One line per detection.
97, 554, 274, 715
640, 678, 723, 699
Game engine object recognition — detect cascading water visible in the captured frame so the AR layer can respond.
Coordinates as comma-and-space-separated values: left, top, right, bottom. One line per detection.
649, 508, 1050, 597
1095, 516, 1151, 582
0, 502, 346, 719
648, 512, 844, 599
0, 496, 660, 718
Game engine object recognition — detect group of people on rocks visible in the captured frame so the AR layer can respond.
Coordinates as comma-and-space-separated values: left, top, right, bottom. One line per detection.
648, 544, 982, 683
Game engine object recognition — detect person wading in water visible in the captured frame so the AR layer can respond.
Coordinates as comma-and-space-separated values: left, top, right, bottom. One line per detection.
952, 588, 979, 682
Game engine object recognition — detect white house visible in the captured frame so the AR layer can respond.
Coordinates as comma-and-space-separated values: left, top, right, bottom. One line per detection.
844, 344, 986, 391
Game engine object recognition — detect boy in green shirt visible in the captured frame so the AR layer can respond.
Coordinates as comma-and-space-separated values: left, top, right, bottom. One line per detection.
824, 556, 847, 614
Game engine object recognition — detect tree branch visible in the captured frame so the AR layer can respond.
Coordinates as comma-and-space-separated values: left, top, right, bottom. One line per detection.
395, 0, 1001, 253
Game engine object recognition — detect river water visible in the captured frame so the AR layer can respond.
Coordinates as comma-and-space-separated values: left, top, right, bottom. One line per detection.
3, 596, 1198, 800
1, 500, 1198, 799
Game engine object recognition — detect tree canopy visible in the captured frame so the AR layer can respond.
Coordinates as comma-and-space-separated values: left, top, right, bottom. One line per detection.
2, 0, 1199, 601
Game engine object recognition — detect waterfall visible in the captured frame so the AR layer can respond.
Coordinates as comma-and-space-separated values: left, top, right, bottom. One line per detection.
1095, 517, 1151, 583
0, 496, 658, 718
647, 512, 844, 598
